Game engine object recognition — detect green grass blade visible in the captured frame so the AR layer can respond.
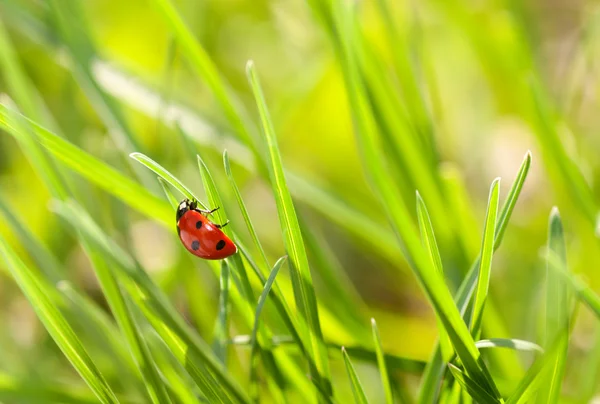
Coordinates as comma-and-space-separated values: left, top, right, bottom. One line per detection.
147, 0, 254, 148
61, 204, 172, 404
341, 347, 370, 404
224, 150, 270, 269
158, 177, 180, 208
475, 339, 544, 353
213, 261, 231, 364
371, 319, 393, 404
0, 234, 119, 404
416, 191, 453, 360
53, 201, 250, 404
249, 256, 287, 399
0, 106, 172, 224
537, 208, 569, 404
448, 365, 501, 404
247, 60, 332, 396
130, 152, 200, 206
470, 178, 501, 338
417, 151, 531, 403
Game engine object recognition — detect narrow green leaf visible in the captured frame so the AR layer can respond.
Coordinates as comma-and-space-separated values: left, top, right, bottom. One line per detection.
224, 150, 270, 270
342, 347, 369, 404
416, 191, 453, 360
371, 319, 393, 404
475, 339, 544, 353
470, 178, 501, 338
0, 234, 119, 404
130, 152, 200, 206
213, 261, 231, 364
53, 201, 251, 404
158, 177, 180, 208
448, 365, 501, 404
0, 105, 172, 224
537, 208, 569, 404
72, 225, 172, 404
249, 256, 287, 399
246, 60, 332, 396
418, 151, 531, 403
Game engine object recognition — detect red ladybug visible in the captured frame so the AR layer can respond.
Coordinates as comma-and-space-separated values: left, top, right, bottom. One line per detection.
176, 199, 237, 260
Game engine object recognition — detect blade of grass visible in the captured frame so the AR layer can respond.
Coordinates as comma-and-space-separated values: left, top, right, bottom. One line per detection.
0, 234, 119, 404
537, 208, 569, 404
416, 191, 453, 360
470, 178, 501, 338
475, 339, 544, 353
371, 319, 393, 404
131, 152, 200, 206
213, 260, 231, 364
65, 216, 172, 404
52, 201, 251, 404
448, 365, 501, 404
417, 151, 531, 403
0, 105, 172, 224
341, 347, 370, 404
247, 60, 332, 397
249, 256, 287, 401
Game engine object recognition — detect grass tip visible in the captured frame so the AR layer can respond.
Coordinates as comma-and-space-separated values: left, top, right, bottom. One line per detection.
550, 206, 560, 218
246, 60, 255, 74
370, 318, 376, 326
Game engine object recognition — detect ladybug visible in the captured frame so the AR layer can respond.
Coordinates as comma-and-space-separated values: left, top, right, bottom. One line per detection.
176, 198, 237, 260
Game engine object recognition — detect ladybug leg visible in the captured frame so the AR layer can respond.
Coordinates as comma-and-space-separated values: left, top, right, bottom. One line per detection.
215, 220, 230, 229
197, 207, 220, 216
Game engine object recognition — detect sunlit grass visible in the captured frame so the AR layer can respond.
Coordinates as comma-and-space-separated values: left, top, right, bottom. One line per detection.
0, 0, 599, 402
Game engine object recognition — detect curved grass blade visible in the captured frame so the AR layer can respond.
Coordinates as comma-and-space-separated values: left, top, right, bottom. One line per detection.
63, 213, 172, 404
0, 234, 119, 404
417, 151, 531, 403
537, 208, 569, 404
247, 60, 332, 397
416, 191, 453, 360
371, 319, 393, 404
249, 256, 287, 400
130, 152, 200, 206
470, 178, 501, 338
448, 365, 501, 404
213, 260, 231, 364
0, 105, 172, 224
342, 347, 369, 404
53, 201, 251, 404
158, 177, 180, 208
475, 339, 544, 353
223, 150, 270, 269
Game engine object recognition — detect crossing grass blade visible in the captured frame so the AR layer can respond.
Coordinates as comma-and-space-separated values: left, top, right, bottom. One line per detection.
0, 234, 119, 404
470, 178, 501, 338
371, 319, 393, 404
342, 347, 370, 404
223, 150, 270, 269
52, 201, 251, 404
131, 152, 200, 206
537, 208, 569, 403
249, 256, 287, 399
448, 365, 501, 404
416, 191, 453, 360
475, 339, 544, 353
247, 60, 332, 397
0, 105, 172, 224
158, 177, 180, 208
417, 151, 531, 403
63, 216, 172, 404
213, 261, 231, 364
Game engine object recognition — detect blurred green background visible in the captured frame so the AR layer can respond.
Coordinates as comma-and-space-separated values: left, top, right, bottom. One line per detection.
1, 0, 600, 402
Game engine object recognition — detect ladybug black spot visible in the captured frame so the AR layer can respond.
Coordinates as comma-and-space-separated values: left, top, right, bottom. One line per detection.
191, 240, 200, 251
196, 220, 202, 229
216, 240, 226, 251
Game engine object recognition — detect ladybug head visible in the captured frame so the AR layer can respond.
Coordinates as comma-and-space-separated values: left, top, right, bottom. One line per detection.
176, 198, 196, 222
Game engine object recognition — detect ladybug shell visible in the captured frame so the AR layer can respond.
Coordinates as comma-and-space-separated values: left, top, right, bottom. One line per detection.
177, 209, 237, 260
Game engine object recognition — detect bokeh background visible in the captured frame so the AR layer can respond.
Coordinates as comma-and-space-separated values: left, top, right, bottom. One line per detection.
1, 0, 600, 402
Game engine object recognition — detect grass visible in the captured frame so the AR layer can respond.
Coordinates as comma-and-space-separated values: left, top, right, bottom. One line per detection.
0, 0, 599, 403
